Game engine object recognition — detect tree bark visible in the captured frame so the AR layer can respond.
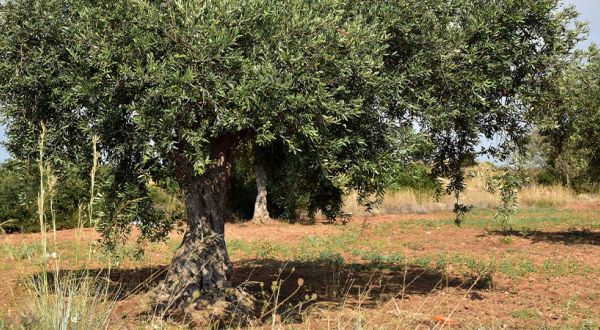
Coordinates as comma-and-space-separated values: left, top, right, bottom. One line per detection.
156, 134, 250, 315
251, 161, 270, 224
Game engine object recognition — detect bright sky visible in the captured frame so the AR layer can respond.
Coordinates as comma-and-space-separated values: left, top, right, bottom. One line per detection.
0, 1, 598, 161
567, 0, 600, 49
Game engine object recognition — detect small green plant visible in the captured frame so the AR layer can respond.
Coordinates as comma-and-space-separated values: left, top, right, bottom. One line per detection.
414, 256, 431, 269
498, 258, 536, 278
254, 240, 275, 259
498, 236, 514, 245
360, 251, 404, 271
510, 308, 540, 320
317, 251, 345, 267
227, 238, 250, 255
3, 242, 42, 261
435, 253, 448, 271
463, 258, 495, 290
542, 259, 591, 278
579, 319, 598, 330
486, 167, 530, 229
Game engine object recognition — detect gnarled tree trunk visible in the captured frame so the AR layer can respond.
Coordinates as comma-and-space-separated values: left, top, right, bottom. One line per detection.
252, 161, 270, 224
156, 134, 250, 315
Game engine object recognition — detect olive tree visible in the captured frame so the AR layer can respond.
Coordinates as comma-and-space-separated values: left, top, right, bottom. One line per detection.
0, 0, 581, 314
537, 45, 600, 190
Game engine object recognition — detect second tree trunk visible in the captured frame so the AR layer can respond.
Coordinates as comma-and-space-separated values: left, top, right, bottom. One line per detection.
252, 161, 270, 223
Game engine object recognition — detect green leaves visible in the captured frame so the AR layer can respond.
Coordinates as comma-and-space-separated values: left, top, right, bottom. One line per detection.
380, 0, 583, 222
0, 0, 584, 241
535, 45, 600, 190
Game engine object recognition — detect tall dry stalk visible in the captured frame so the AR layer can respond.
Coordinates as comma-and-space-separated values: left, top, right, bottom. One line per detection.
88, 135, 99, 229
20, 126, 115, 329
38, 123, 47, 260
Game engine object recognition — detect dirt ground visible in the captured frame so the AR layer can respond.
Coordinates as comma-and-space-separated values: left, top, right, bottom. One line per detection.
1, 207, 600, 329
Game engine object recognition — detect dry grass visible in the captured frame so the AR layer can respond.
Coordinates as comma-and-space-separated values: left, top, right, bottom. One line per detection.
344, 165, 599, 216
5, 130, 116, 330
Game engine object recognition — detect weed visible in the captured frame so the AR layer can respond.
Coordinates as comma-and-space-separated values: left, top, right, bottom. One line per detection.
498, 258, 536, 278
510, 308, 541, 320
403, 241, 422, 251
498, 236, 514, 244
15, 130, 115, 330
227, 238, 250, 256
435, 253, 448, 271
254, 240, 275, 259
3, 242, 42, 261
579, 319, 598, 330
465, 260, 495, 290
360, 251, 404, 271
317, 251, 345, 267
414, 256, 431, 269
22, 273, 114, 330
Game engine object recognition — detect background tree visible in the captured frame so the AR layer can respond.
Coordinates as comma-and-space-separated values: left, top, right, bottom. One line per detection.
0, 0, 582, 316
0, 160, 37, 232
536, 45, 600, 191
251, 147, 270, 224
378, 0, 584, 221
0, 159, 88, 233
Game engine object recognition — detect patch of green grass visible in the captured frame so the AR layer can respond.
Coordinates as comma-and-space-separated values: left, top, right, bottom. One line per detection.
542, 259, 592, 277
461, 208, 600, 231
510, 308, 541, 320
579, 319, 599, 330
356, 207, 600, 234
3, 242, 42, 261
227, 238, 250, 256
292, 228, 361, 262
252, 240, 292, 259
498, 258, 536, 278
360, 251, 405, 271
403, 241, 422, 251
360, 251, 404, 264
316, 251, 345, 266
497, 236, 514, 244
435, 253, 448, 271
413, 256, 431, 268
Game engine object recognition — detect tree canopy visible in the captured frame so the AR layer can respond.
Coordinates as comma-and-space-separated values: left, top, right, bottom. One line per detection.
536, 45, 600, 190
0, 0, 583, 315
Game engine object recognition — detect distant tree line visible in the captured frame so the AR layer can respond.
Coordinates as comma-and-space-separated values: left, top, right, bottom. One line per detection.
0, 159, 87, 233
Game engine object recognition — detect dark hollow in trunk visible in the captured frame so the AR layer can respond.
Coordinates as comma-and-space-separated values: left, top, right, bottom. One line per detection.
156, 134, 240, 314
252, 161, 270, 224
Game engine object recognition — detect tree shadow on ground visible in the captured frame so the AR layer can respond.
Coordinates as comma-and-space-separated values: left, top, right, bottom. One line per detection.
487, 229, 600, 245
231, 259, 467, 309
33, 266, 168, 301
33, 259, 479, 327
36, 259, 468, 305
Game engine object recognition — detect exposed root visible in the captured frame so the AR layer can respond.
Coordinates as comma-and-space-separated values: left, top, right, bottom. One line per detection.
181, 287, 256, 327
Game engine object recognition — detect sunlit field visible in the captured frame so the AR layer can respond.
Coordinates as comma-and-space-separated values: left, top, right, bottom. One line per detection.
1, 189, 599, 329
